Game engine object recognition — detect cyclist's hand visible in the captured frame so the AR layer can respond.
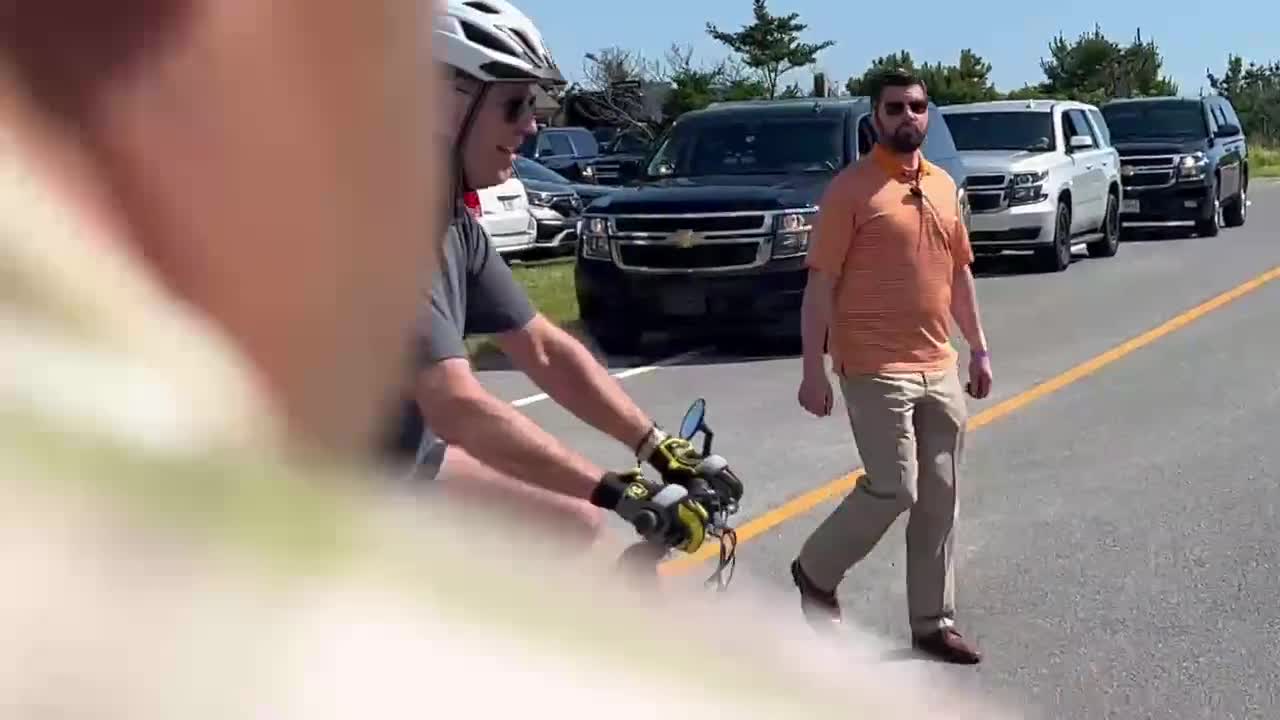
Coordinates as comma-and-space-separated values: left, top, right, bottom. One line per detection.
644, 433, 704, 487
597, 469, 708, 553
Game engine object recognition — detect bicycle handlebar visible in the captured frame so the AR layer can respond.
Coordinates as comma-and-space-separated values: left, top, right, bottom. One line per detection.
631, 508, 660, 535
616, 398, 742, 591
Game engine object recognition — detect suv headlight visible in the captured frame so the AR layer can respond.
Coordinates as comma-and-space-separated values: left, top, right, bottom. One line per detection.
1009, 170, 1049, 206
578, 216, 610, 260
1178, 151, 1208, 180
772, 210, 815, 258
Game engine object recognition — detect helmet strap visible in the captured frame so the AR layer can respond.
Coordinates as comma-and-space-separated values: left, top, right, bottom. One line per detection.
450, 81, 491, 215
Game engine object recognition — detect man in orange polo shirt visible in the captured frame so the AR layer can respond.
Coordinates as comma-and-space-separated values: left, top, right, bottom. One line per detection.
791, 69, 993, 665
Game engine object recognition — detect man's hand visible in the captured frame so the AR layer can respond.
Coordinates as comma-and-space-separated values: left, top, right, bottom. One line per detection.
967, 350, 993, 399
594, 469, 709, 553
798, 370, 834, 417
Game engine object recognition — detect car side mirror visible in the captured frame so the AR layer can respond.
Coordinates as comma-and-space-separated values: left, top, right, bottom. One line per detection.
1216, 123, 1241, 138
1069, 134, 1095, 151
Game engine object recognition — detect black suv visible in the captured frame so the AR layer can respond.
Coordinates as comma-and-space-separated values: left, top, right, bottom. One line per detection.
1101, 95, 1249, 236
518, 126, 601, 183
584, 131, 654, 186
574, 97, 969, 353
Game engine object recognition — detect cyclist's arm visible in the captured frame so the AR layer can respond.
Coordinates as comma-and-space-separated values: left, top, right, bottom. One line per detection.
494, 314, 652, 452
414, 357, 604, 501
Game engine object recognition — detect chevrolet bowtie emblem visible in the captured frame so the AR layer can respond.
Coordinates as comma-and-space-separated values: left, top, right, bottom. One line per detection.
673, 228, 697, 248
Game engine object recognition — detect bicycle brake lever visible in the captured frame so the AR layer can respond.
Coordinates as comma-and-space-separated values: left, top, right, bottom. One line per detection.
696, 455, 744, 509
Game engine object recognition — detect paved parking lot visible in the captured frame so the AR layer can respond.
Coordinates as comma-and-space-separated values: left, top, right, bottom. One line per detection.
480, 180, 1280, 718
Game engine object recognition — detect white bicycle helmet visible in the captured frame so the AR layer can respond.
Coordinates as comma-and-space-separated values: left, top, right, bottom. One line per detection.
434, 0, 565, 87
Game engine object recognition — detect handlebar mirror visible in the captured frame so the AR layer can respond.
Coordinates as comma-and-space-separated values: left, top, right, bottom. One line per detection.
679, 398, 706, 440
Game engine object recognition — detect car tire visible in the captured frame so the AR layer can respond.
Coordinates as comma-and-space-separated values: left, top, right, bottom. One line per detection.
1223, 182, 1247, 228
1035, 200, 1072, 273
1087, 191, 1121, 259
1196, 183, 1222, 237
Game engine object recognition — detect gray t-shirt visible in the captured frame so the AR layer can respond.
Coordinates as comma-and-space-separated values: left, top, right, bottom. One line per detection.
383, 208, 536, 476
413, 209, 537, 366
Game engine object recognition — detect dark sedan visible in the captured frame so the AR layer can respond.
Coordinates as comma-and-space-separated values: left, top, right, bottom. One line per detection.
512, 156, 615, 252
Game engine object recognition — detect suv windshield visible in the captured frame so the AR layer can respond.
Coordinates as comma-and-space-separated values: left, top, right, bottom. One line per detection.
646, 115, 844, 177
944, 111, 1055, 152
1102, 101, 1207, 142
606, 133, 651, 154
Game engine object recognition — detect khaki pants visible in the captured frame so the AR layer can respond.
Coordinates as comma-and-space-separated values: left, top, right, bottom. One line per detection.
797, 367, 967, 635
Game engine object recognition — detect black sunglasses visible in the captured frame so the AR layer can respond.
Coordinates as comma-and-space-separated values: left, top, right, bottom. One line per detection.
454, 84, 536, 124
883, 99, 929, 116
500, 93, 537, 124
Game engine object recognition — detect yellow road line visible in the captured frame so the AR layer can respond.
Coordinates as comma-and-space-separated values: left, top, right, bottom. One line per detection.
661, 263, 1280, 576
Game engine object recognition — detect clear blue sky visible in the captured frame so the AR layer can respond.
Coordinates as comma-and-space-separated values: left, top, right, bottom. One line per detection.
518, 0, 1278, 96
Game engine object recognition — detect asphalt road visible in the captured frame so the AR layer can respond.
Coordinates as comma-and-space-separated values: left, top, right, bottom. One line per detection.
479, 181, 1280, 718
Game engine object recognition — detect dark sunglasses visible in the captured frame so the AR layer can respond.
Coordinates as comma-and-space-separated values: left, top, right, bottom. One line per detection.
454, 84, 537, 124
883, 99, 929, 116
500, 93, 537, 124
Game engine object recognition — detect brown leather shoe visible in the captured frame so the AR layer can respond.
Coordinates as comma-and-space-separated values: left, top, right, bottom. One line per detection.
911, 628, 982, 664
789, 559, 841, 627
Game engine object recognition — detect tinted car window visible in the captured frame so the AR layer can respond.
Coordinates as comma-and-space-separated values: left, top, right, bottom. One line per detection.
647, 115, 845, 177
1219, 100, 1243, 131
546, 133, 574, 156
567, 130, 600, 156
1101, 101, 1210, 142
944, 111, 1055, 152
1086, 108, 1112, 146
1067, 109, 1099, 146
513, 156, 570, 184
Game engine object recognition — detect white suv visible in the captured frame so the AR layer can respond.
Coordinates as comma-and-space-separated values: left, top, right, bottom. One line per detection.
464, 176, 537, 256
941, 99, 1123, 272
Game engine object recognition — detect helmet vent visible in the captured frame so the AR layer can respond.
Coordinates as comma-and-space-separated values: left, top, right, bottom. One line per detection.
462, 1, 501, 13
459, 19, 518, 57
506, 28, 544, 67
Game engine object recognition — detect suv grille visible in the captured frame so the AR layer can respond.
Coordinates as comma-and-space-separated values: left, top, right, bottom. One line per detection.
618, 243, 759, 270
592, 162, 620, 181
613, 215, 766, 234
1120, 155, 1177, 189
1125, 171, 1175, 187
967, 174, 1007, 188
968, 192, 1005, 212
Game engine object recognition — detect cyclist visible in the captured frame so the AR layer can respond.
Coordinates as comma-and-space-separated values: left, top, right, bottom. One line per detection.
390, 0, 733, 553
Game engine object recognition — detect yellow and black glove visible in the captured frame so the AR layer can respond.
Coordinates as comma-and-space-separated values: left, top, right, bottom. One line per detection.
637, 426, 744, 513
639, 428, 704, 488
591, 469, 708, 554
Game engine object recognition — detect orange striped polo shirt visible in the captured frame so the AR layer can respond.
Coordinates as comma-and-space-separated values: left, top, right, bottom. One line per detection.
806, 143, 973, 376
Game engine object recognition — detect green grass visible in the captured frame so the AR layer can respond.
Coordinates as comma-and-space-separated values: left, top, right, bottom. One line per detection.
1253, 145, 1280, 178
465, 257, 581, 357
